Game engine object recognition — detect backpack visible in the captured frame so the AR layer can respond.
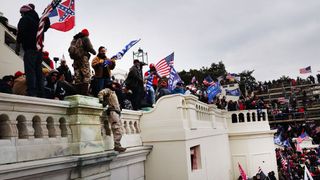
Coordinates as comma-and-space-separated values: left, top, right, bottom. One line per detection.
68, 38, 83, 60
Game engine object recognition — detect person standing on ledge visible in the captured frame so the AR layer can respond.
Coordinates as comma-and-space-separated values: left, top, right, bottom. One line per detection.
125, 59, 144, 110
15, 4, 49, 97
98, 88, 126, 152
69, 29, 96, 95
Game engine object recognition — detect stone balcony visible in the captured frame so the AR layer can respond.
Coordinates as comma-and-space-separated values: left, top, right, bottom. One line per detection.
0, 93, 143, 165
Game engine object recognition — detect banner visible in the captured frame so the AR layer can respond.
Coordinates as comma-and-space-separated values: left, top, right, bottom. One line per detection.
168, 67, 182, 91
207, 81, 221, 103
226, 88, 241, 96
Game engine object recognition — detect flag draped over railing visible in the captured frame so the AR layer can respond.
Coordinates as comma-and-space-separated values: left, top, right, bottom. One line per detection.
36, 0, 62, 51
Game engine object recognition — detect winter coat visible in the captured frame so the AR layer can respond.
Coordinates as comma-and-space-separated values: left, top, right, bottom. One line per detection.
17, 10, 50, 51
125, 65, 143, 90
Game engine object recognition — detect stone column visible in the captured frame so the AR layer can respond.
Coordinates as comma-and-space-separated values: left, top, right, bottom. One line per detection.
65, 95, 105, 155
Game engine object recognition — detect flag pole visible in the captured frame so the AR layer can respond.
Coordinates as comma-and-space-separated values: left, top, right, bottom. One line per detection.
74, 0, 77, 34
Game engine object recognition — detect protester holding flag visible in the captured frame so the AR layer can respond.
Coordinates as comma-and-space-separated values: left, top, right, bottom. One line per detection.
144, 63, 161, 104
70, 29, 96, 95
91, 46, 114, 97
15, 4, 50, 97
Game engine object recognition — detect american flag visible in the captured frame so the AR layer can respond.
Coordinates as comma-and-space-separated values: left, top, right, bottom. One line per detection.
37, 0, 62, 51
299, 66, 312, 74
238, 163, 247, 180
155, 53, 174, 77
203, 75, 215, 86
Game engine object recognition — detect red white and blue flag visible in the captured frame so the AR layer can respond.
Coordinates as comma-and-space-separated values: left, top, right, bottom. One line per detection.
203, 75, 215, 86
49, 0, 75, 32
299, 66, 312, 74
155, 53, 174, 77
36, 0, 62, 50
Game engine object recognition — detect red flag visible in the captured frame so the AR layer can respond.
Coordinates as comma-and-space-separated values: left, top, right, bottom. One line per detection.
238, 163, 247, 180
49, 0, 75, 32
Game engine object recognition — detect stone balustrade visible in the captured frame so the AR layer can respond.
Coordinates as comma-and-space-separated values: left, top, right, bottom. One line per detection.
0, 93, 143, 165
226, 109, 271, 133
140, 94, 229, 143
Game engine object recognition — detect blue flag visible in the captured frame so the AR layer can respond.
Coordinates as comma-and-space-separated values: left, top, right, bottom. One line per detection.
168, 67, 182, 91
203, 75, 214, 86
146, 74, 153, 92
226, 88, 241, 96
207, 81, 221, 103
274, 133, 282, 145
110, 39, 141, 60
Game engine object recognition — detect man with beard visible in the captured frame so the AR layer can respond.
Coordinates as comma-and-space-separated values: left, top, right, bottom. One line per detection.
91, 46, 116, 97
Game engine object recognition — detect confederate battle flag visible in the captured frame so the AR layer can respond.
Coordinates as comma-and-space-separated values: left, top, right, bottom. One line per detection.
49, 0, 75, 32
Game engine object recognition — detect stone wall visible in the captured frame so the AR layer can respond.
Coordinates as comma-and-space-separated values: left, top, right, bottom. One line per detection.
0, 93, 150, 180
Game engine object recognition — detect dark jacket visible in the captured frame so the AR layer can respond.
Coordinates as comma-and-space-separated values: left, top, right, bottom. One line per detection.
17, 10, 39, 51
57, 65, 73, 83
0, 80, 12, 94
125, 65, 143, 90
16, 10, 50, 51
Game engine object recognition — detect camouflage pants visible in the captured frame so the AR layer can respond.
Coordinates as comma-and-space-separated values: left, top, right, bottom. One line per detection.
73, 56, 91, 84
108, 111, 123, 148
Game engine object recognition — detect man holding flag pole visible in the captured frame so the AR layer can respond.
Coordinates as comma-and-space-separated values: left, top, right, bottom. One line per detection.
15, 2, 57, 97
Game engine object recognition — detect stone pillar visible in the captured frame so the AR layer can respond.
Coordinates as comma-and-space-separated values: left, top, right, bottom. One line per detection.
65, 95, 105, 155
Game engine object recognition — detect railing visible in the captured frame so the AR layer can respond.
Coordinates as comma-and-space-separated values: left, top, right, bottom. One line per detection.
140, 94, 228, 143
0, 93, 143, 165
226, 109, 271, 133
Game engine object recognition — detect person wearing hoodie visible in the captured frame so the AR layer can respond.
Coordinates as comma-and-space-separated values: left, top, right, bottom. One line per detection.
15, 4, 50, 97
71, 29, 96, 95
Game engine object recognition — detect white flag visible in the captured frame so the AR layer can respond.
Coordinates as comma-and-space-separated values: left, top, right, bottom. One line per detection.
304, 166, 314, 180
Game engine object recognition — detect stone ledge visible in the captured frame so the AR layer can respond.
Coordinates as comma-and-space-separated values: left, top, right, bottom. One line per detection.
0, 93, 70, 108
0, 151, 117, 179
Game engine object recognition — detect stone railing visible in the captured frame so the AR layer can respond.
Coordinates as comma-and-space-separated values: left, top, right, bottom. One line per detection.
226, 109, 271, 133
140, 94, 228, 142
0, 93, 143, 165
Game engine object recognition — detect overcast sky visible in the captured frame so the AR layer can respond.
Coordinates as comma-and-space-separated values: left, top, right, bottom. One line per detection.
1, 0, 320, 81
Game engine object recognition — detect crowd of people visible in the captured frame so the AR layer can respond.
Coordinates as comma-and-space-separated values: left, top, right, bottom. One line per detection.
272, 123, 320, 179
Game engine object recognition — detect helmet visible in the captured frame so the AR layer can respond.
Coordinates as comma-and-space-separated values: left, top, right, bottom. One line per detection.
149, 63, 155, 69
